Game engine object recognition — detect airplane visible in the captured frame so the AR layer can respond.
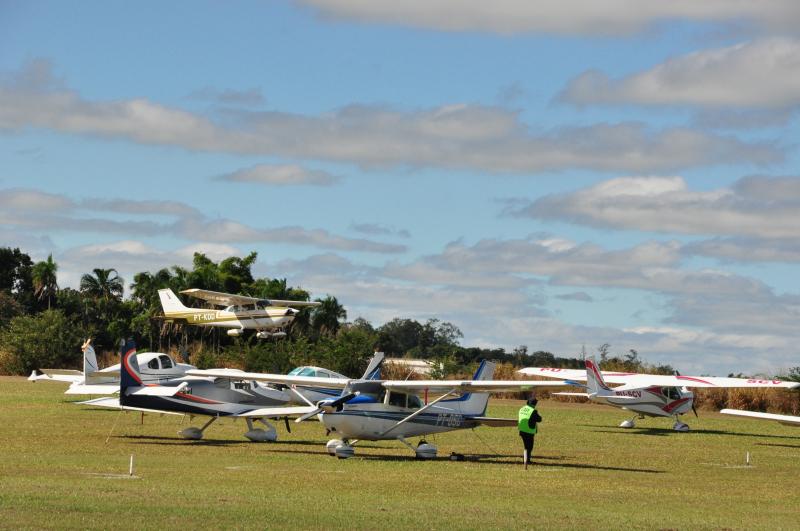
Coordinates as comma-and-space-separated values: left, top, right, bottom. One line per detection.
80, 340, 318, 442
187, 359, 569, 459
720, 409, 800, 427
519, 358, 800, 431
28, 339, 195, 395
158, 288, 321, 339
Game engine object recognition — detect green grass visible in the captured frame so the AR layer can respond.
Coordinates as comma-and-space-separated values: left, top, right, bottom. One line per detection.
1, 376, 798, 530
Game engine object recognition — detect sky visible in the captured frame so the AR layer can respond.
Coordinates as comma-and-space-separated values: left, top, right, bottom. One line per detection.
1, 0, 799, 375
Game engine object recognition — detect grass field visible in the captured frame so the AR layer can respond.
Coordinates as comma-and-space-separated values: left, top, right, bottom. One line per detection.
1, 376, 798, 530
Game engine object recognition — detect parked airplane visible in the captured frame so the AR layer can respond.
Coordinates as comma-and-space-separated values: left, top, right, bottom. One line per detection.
28, 339, 194, 394
188, 359, 568, 459
80, 340, 317, 441
720, 409, 800, 427
520, 358, 800, 431
158, 288, 320, 339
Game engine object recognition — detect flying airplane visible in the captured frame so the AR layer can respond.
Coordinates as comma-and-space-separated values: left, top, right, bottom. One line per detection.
720, 409, 800, 427
520, 358, 800, 431
28, 339, 195, 394
80, 340, 317, 441
188, 359, 569, 459
158, 288, 320, 339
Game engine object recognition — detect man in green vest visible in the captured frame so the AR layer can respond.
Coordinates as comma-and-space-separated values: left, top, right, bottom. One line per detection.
518, 397, 542, 468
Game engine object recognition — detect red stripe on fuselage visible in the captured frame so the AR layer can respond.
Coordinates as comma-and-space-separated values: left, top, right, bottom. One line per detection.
174, 392, 222, 404
123, 349, 142, 384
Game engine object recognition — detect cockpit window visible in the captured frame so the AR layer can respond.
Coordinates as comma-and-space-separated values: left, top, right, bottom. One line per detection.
159, 355, 173, 369
407, 394, 423, 409
662, 387, 681, 400
388, 392, 407, 408
288, 367, 317, 377
147, 358, 159, 370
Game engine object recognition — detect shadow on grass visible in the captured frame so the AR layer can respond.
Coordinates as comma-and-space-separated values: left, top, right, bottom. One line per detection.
580, 424, 800, 440
265, 448, 663, 472
755, 442, 800, 449
113, 434, 386, 450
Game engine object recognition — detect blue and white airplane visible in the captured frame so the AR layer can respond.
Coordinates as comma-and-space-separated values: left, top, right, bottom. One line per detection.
189, 359, 567, 459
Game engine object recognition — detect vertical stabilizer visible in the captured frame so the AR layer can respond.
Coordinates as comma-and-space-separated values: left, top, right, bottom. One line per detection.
451, 360, 496, 416
158, 288, 189, 315
119, 339, 141, 404
585, 357, 612, 396
361, 351, 385, 380
82, 339, 98, 377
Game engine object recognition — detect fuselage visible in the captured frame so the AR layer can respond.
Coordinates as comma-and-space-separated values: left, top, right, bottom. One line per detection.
122, 377, 290, 416
167, 306, 295, 331
594, 385, 694, 418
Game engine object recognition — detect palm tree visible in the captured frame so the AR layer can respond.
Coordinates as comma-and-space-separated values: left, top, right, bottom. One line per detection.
80, 268, 124, 301
311, 296, 347, 337
31, 254, 58, 309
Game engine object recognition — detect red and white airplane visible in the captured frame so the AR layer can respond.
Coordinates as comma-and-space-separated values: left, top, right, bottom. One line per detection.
520, 358, 800, 431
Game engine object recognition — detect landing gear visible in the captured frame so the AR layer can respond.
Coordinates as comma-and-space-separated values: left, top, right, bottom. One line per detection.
179, 416, 217, 440
326, 439, 355, 459
244, 418, 278, 442
673, 416, 690, 432
619, 414, 642, 429
398, 437, 437, 459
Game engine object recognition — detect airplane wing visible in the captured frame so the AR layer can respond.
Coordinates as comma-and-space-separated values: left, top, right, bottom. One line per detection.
381, 379, 569, 393
29, 369, 83, 384
519, 367, 800, 388
234, 405, 321, 418
180, 288, 260, 306
720, 409, 800, 427
77, 397, 184, 415
185, 368, 351, 389
65, 384, 119, 395
125, 382, 189, 397
258, 298, 321, 308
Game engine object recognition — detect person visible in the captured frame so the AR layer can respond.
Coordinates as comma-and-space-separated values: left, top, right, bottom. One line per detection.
518, 397, 542, 468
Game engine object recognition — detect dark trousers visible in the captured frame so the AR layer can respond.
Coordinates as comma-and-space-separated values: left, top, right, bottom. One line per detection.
519, 431, 535, 463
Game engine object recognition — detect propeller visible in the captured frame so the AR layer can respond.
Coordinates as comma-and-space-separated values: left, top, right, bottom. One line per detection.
295, 392, 359, 423
283, 416, 291, 433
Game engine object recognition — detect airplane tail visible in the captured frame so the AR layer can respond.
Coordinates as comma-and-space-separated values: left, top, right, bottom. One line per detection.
585, 357, 612, 396
119, 339, 141, 404
361, 351, 385, 380
452, 360, 496, 416
82, 339, 98, 377
158, 288, 190, 315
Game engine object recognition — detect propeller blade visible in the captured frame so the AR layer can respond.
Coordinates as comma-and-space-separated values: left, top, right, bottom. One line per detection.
692, 403, 698, 418
283, 416, 291, 433
329, 392, 358, 410
295, 408, 322, 423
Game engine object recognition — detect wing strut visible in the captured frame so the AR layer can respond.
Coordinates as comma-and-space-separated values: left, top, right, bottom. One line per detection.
379, 388, 457, 437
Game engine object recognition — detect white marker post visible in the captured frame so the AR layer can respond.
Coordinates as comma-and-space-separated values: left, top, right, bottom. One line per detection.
746, 451, 751, 466
129, 454, 134, 476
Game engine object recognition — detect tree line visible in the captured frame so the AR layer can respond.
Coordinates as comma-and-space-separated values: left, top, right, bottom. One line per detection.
1, 245, 798, 403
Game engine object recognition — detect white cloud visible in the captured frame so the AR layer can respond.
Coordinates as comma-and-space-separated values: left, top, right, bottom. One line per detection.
513, 175, 800, 239
0, 61, 781, 174
218, 164, 340, 186
560, 38, 800, 109
0, 187, 405, 254
298, 0, 800, 36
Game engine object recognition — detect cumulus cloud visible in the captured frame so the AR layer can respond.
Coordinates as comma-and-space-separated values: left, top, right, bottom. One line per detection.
0, 61, 781, 174
560, 38, 800, 109
512, 175, 800, 239
0, 187, 404, 254
555, 291, 594, 302
218, 164, 340, 186
350, 223, 410, 238
684, 237, 800, 263
297, 0, 800, 36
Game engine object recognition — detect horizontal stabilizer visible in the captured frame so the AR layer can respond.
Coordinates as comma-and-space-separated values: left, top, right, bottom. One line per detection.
470, 416, 518, 427
65, 384, 119, 395
551, 392, 590, 397
125, 382, 188, 397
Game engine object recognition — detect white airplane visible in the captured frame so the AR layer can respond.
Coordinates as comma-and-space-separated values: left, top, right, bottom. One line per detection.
519, 358, 800, 431
79, 340, 317, 442
188, 358, 568, 459
158, 288, 320, 339
28, 339, 195, 395
720, 409, 800, 427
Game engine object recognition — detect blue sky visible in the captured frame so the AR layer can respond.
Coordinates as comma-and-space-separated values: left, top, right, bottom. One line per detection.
2, 1, 799, 375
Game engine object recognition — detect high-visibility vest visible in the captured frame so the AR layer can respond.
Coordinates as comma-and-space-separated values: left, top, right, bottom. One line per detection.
518, 405, 537, 434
